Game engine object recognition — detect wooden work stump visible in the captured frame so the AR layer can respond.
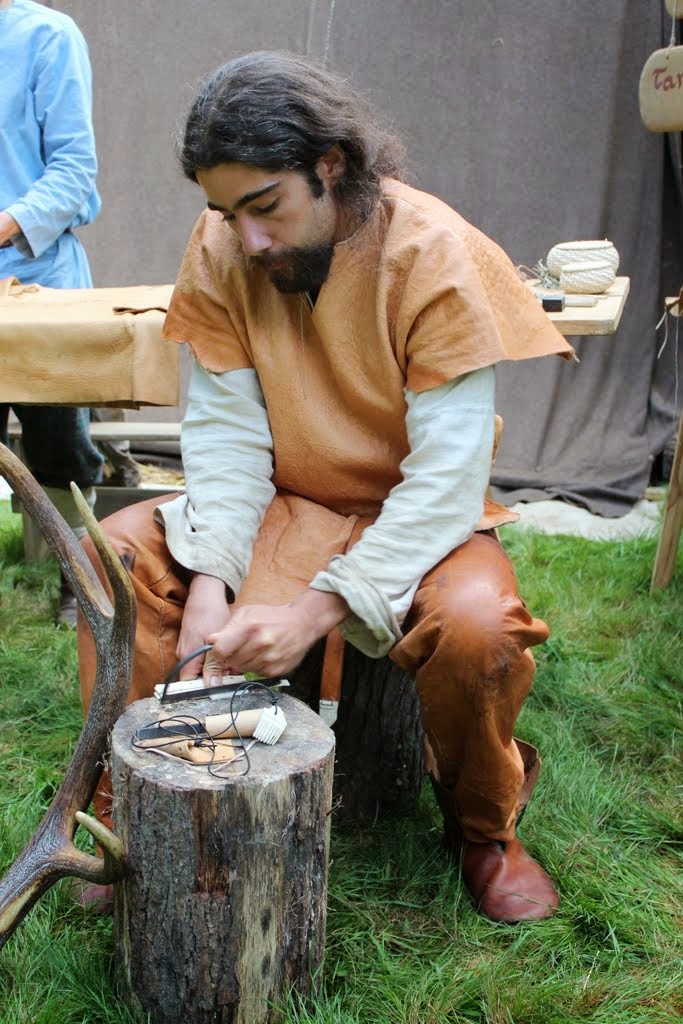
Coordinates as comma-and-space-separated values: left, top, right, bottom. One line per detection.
109, 693, 335, 1024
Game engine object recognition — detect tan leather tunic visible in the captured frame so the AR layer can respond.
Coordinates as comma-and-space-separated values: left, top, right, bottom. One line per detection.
163, 179, 573, 518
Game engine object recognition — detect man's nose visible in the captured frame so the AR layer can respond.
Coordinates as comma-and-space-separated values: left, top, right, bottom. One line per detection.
237, 216, 271, 256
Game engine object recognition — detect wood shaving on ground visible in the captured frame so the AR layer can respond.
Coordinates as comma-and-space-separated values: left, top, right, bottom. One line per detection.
138, 463, 185, 487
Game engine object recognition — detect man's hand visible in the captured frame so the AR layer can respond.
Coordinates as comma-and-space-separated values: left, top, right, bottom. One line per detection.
206, 588, 349, 681
0, 211, 20, 247
176, 573, 231, 681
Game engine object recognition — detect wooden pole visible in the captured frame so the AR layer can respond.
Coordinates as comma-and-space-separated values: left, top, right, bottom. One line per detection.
651, 411, 683, 591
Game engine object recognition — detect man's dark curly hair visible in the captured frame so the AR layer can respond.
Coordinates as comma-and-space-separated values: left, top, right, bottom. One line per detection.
180, 51, 405, 220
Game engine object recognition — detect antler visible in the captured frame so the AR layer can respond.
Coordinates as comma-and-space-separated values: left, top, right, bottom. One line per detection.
0, 442, 135, 948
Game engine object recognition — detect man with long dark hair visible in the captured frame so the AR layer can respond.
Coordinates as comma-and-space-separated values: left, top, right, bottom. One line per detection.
79, 52, 573, 922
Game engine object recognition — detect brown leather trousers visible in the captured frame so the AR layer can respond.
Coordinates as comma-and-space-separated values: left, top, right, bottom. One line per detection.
78, 491, 549, 844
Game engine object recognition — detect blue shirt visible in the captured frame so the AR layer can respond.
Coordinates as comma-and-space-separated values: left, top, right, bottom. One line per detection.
0, 0, 101, 284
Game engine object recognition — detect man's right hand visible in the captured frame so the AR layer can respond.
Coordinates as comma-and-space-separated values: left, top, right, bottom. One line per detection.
176, 573, 231, 681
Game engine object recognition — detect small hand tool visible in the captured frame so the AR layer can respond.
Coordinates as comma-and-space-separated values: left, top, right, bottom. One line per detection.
135, 706, 287, 745
155, 643, 286, 703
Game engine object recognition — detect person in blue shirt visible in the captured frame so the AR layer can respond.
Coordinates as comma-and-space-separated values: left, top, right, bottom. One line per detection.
0, 0, 104, 625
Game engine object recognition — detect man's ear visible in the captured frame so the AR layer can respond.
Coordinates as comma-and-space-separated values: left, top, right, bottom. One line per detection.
316, 144, 346, 187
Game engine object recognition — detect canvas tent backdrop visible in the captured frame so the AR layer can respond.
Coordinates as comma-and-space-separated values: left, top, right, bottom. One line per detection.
46, 0, 683, 516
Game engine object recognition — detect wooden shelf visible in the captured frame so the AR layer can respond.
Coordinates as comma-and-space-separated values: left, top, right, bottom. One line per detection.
526, 276, 630, 337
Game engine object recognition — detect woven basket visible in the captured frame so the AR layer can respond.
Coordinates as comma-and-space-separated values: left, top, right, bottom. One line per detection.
559, 261, 616, 294
546, 240, 619, 278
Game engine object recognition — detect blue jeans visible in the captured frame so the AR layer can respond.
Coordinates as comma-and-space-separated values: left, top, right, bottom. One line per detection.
0, 404, 103, 488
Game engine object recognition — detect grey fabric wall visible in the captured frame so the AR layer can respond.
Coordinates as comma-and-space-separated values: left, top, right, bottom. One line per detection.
49, 1, 680, 514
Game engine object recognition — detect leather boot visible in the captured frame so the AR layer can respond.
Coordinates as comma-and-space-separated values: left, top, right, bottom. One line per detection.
430, 745, 558, 923
459, 837, 559, 923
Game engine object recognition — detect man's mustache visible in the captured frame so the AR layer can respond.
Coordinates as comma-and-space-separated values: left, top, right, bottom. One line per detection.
255, 248, 313, 271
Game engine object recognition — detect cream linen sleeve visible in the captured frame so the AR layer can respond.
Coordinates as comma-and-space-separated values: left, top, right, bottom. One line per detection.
310, 365, 495, 658
155, 363, 275, 594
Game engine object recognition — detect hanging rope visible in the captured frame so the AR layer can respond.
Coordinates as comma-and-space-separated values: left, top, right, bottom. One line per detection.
322, 0, 336, 67
655, 288, 682, 430
669, 0, 679, 50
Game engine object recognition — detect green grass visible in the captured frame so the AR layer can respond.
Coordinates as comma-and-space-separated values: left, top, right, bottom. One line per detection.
0, 500, 681, 1023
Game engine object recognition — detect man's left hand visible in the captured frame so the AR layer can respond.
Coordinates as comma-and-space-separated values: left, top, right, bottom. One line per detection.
205, 588, 349, 679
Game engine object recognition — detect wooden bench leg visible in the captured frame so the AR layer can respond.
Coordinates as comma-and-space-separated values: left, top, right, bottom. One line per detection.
651, 412, 683, 591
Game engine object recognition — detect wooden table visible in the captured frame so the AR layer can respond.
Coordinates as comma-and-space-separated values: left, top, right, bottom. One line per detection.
0, 280, 180, 557
1, 275, 631, 405
527, 276, 630, 336
0, 282, 178, 407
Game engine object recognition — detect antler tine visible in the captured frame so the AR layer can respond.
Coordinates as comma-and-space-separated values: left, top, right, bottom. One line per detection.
0, 442, 136, 948
68, 480, 135, 638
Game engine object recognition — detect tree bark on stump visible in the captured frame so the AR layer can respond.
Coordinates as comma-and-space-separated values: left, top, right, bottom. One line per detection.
109, 693, 335, 1024
289, 642, 425, 824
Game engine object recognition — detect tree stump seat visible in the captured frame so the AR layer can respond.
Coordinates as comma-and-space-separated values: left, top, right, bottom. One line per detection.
110, 692, 335, 1024
289, 640, 425, 824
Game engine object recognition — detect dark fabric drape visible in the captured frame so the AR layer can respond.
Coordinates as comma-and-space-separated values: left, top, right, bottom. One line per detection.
488, 4, 680, 514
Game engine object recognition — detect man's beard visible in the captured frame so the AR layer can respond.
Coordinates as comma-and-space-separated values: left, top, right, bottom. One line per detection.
253, 242, 335, 294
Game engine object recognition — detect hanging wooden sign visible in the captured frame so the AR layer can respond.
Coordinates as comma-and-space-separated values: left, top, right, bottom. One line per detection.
639, 46, 683, 131
665, 0, 683, 18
